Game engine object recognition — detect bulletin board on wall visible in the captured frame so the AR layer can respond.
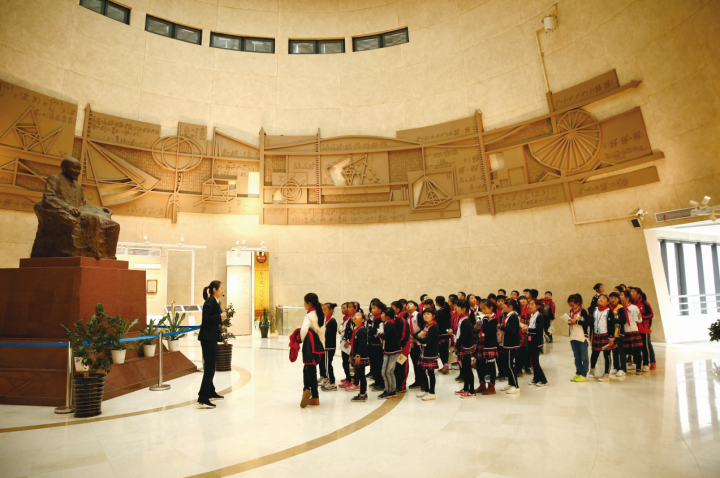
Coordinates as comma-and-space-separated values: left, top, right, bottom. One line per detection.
0, 71, 663, 226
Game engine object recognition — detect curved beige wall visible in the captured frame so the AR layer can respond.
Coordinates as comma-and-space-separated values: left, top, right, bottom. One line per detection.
1, 0, 719, 340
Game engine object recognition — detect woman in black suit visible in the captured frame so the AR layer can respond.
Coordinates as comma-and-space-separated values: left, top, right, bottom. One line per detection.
197, 280, 226, 409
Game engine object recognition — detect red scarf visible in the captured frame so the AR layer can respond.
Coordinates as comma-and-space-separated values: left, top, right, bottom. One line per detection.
597, 306, 609, 311
570, 307, 582, 319
307, 307, 316, 314
423, 320, 436, 331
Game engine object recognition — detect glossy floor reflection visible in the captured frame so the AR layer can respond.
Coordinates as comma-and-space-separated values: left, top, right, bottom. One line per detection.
1, 336, 719, 478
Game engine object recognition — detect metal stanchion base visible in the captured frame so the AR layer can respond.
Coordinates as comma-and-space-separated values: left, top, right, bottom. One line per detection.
54, 406, 75, 414
149, 384, 171, 391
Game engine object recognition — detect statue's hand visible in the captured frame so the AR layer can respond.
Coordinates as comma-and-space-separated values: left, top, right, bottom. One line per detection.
68, 207, 80, 217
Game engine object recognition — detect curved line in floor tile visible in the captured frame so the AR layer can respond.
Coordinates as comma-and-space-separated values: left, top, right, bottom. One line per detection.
0, 363, 251, 434
185, 392, 406, 478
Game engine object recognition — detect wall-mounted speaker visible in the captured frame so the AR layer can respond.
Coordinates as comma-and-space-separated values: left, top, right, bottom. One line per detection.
631, 218, 642, 228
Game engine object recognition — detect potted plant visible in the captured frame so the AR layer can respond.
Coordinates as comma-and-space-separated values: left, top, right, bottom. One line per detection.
138, 319, 159, 358
61, 303, 115, 418
255, 307, 275, 339
107, 315, 139, 364
216, 304, 236, 372
158, 311, 189, 353
710, 318, 720, 342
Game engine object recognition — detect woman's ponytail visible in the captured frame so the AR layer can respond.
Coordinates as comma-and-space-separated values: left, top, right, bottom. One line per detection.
304, 292, 325, 327
203, 280, 222, 300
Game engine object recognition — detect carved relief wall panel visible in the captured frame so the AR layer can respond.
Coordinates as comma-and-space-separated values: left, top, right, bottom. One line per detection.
0, 71, 664, 225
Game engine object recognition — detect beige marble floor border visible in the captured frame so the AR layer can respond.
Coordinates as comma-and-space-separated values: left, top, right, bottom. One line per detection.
187, 392, 406, 478
0, 364, 252, 434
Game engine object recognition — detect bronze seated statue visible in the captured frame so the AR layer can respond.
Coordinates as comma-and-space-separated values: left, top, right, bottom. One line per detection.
31, 157, 120, 260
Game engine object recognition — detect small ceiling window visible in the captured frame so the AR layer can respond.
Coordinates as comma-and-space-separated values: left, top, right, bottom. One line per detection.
353, 28, 408, 52
80, 0, 130, 25
210, 33, 275, 53
146, 15, 202, 45
289, 39, 345, 54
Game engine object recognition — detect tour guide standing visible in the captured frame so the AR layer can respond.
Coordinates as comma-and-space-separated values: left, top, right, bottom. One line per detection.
197, 280, 226, 409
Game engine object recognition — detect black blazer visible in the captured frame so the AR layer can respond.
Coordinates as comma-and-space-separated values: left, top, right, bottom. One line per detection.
500, 312, 521, 348
414, 323, 439, 358
436, 307, 451, 336
324, 317, 337, 349
481, 316, 499, 348
457, 316, 475, 350
526, 312, 544, 347
351, 326, 368, 359
199, 296, 222, 342
380, 320, 400, 355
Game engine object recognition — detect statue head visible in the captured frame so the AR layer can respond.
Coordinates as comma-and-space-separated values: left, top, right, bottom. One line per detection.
61, 157, 82, 182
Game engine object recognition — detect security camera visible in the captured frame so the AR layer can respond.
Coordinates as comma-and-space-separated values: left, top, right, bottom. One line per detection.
542, 15, 557, 32
702, 196, 711, 206
690, 200, 699, 208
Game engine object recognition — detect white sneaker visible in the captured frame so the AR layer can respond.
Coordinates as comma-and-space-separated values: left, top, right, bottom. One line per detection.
506, 386, 520, 394
616, 370, 626, 377
598, 374, 610, 382
642, 365, 650, 372
627, 363, 636, 369
528, 380, 537, 385
422, 393, 436, 401
610, 368, 617, 375
536, 382, 548, 387
500, 385, 511, 392
318, 377, 328, 386
416, 391, 428, 398
588, 368, 597, 379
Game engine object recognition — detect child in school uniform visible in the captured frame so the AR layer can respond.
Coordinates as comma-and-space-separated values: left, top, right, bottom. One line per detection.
518, 296, 531, 376
621, 290, 643, 375
339, 302, 356, 390
368, 299, 386, 391
448, 294, 460, 374
406, 301, 423, 390
609, 292, 626, 377
631, 287, 655, 371
415, 308, 440, 401
567, 293, 592, 382
588, 294, 616, 382
379, 308, 400, 399
526, 299, 548, 386
454, 299, 477, 398
320, 303, 338, 391
435, 296, 452, 374
476, 300, 499, 394
350, 311, 370, 402
542, 291, 556, 343
495, 295, 509, 382
391, 301, 410, 393
499, 298, 521, 394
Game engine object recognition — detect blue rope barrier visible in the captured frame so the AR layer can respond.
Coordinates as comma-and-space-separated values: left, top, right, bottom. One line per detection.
0, 326, 202, 347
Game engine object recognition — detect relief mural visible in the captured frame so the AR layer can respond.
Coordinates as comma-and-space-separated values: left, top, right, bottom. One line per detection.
0, 70, 664, 225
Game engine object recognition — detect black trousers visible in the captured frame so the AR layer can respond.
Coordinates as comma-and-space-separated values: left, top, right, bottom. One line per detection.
439, 340, 449, 365
420, 368, 436, 394
198, 340, 217, 400
475, 356, 486, 385
355, 364, 367, 394
394, 355, 408, 390
410, 346, 421, 385
370, 346, 384, 387
462, 355, 474, 391
613, 337, 626, 372
498, 347, 508, 377
507, 348, 519, 388
341, 351, 352, 383
530, 346, 547, 383
544, 318, 553, 338
303, 364, 318, 398
641, 334, 650, 367
591, 349, 612, 374
319, 349, 335, 383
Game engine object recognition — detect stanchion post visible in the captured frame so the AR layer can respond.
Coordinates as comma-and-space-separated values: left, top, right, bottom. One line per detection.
54, 341, 75, 414
150, 332, 170, 391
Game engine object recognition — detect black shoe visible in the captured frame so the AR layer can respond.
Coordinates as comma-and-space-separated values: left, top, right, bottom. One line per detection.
197, 399, 216, 409
366, 372, 373, 377
455, 376, 464, 382
371, 386, 384, 392
408, 383, 421, 390
378, 391, 388, 399
351, 394, 368, 402
397, 387, 407, 393
210, 394, 224, 401
369, 382, 377, 387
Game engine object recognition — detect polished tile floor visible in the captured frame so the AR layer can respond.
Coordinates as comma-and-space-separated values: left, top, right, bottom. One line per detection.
1, 336, 719, 478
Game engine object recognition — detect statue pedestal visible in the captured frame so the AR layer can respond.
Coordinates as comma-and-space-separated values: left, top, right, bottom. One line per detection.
0, 258, 197, 406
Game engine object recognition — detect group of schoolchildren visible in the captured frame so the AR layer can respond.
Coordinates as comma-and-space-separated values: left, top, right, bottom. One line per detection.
298, 285, 657, 407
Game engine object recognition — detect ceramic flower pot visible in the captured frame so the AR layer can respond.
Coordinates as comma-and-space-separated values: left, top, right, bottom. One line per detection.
216, 343, 232, 371
167, 340, 180, 352
74, 357, 89, 372
142, 344, 156, 358
73, 374, 105, 418
111, 349, 126, 364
